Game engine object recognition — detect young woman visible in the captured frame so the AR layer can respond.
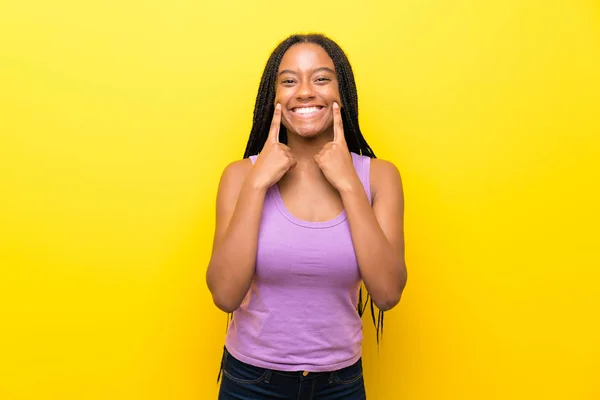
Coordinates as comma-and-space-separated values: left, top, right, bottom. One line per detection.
206, 33, 407, 399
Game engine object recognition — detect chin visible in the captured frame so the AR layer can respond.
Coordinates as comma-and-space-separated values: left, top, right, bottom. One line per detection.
286, 122, 331, 139
293, 128, 323, 138
282, 109, 333, 139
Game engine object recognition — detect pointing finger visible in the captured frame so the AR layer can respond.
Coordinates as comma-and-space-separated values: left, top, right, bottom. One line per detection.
269, 103, 282, 143
333, 102, 345, 144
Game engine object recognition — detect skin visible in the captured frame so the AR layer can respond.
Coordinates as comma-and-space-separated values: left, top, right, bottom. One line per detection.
206, 43, 407, 313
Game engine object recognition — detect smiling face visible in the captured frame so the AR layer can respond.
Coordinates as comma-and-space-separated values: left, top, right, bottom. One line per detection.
275, 43, 341, 140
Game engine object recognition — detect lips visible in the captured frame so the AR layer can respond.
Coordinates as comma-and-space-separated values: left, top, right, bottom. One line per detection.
290, 105, 325, 118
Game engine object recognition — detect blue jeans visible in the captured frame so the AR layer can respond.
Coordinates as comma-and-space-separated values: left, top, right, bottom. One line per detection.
218, 347, 367, 399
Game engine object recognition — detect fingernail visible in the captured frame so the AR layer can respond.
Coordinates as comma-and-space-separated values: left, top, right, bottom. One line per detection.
333, 102, 339, 109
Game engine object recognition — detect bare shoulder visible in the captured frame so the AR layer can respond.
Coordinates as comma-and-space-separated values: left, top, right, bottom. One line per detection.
215, 158, 254, 206
219, 158, 254, 187
371, 158, 401, 177
370, 158, 403, 201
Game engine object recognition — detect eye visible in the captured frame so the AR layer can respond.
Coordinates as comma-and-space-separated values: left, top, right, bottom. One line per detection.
315, 77, 330, 83
281, 79, 296, 85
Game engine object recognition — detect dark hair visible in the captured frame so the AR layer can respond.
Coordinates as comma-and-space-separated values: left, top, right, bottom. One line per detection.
242, 33, 384, 343
243, 33, 376, 160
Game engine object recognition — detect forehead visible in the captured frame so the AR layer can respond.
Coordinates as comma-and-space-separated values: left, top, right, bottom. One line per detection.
278, 43, 335, 72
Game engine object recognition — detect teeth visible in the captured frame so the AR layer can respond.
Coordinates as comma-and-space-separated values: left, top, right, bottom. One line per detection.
294, 107, 320, 114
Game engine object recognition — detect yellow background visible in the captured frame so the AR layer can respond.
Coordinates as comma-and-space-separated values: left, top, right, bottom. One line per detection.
1, 0, 599, 399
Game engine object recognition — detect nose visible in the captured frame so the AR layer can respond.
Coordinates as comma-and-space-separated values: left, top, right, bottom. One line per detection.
295, 80, 315, 100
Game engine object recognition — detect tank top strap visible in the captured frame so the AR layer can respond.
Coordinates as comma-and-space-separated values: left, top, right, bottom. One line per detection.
350, 152, 372, 206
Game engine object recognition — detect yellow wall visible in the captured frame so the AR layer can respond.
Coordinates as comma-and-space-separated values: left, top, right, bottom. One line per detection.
1, 0, 599, 399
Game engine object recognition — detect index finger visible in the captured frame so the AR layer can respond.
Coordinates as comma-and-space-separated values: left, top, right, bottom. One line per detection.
268, 103, 282, 143
333, 102, 346, 144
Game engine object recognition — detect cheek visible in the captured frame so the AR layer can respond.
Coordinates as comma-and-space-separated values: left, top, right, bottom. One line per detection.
274, 90, 291, 128
280, 110, 293, 130
323, 87, 341, 104
334, 91, 342, 105
274, 86, 291, 104
281, 115, 291, 130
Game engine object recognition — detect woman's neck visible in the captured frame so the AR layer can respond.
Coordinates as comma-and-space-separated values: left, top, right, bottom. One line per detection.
285, 129, 334, 160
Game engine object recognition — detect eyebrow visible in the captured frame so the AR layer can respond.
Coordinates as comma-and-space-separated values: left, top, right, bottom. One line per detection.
278, 67, 336, 76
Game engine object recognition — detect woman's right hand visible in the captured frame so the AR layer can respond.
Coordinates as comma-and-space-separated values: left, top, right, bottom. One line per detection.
247, 103, 297, 190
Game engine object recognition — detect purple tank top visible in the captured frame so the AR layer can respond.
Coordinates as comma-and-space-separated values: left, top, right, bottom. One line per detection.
225, 152, 372, 372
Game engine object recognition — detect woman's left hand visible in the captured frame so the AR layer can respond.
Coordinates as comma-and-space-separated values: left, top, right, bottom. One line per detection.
314, 102, 360, 193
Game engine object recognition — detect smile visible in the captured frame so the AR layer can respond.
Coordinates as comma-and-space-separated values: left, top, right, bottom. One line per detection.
290, 106, 325, 118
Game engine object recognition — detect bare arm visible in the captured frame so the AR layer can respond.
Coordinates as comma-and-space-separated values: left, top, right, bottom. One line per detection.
339, 159, 407, 311
314, 103, 407, 311
205, 159, 267, 313
205, 104, 296, 313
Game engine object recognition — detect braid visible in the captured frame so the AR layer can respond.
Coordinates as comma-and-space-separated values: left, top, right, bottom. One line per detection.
242, 33, 384, 343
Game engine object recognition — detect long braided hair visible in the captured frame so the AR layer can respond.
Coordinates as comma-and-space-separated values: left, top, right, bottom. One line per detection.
241, 33, 384, 343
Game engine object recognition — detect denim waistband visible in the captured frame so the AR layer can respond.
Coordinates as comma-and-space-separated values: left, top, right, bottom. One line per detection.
220, 346, 362, 382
